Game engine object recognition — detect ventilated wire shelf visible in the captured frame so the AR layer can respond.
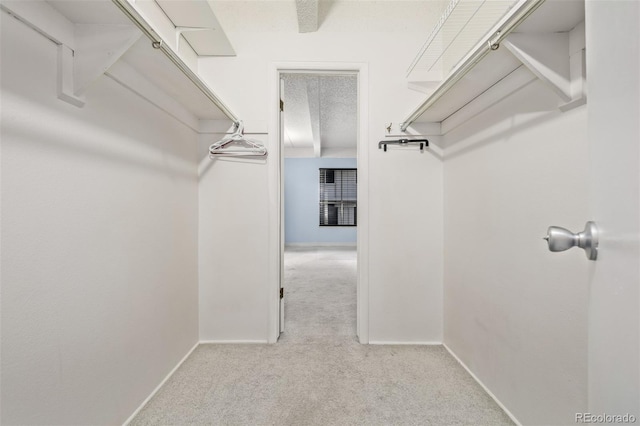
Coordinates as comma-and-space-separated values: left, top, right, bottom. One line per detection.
407, 0, 518, 82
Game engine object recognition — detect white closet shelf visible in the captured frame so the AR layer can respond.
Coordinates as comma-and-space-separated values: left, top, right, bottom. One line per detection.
106, 0, 240, 123
0, 0, 238, 126
401, 0, 585, 134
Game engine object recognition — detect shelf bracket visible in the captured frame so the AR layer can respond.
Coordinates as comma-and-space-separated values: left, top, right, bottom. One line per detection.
175, 26, 211, 53
503, 32, 572, 102
58, 24, 141, 107
503, 23, 586, 111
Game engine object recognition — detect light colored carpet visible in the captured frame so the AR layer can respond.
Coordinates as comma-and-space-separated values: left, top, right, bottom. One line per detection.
131, 246, 513, 425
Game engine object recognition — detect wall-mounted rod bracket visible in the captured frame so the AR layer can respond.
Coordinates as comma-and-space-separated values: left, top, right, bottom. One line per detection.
378, 138, 429, 152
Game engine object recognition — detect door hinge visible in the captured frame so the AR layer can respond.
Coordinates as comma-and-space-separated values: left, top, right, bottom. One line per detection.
280, 287, 284, 299
280, 99, 284, 112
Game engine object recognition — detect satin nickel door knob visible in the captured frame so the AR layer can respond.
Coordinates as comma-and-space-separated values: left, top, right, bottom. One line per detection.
544, 221, 599, 261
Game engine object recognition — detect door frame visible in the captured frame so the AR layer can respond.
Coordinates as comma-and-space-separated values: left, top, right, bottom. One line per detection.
267, 62, 369, 343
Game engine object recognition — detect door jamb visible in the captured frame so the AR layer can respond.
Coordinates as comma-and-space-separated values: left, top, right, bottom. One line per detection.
267, 62, 369, 343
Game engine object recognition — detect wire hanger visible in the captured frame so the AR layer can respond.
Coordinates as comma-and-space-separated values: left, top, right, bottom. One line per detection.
209, 121, 268, 158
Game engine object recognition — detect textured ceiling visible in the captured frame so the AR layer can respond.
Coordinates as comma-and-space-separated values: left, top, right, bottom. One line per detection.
282, 74, 357, 157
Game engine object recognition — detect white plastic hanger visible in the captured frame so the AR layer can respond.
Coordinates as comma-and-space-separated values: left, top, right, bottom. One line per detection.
208, 121, 268, 158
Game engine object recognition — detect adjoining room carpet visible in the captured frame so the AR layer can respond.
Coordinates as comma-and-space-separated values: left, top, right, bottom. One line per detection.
131, 246, 513, 425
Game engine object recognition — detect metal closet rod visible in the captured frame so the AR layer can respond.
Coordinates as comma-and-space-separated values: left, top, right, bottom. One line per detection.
400, 0, 546, 132
111, 0, 240, 125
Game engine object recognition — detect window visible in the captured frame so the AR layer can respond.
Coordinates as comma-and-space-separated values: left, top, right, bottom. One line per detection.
319, 168, 357, 226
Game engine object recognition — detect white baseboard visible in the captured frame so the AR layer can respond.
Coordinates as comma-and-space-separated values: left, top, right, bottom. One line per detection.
199, 340, 269, 344
368, 341, 443, 345
285, 242, 357, 248
123, 341, 200, 426
443, 343, 522, 426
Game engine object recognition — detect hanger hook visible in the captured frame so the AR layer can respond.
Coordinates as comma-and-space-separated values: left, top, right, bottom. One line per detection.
233, 121, 243, 135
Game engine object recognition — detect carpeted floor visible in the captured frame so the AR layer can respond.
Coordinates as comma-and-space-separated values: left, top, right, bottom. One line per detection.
130, 246, 513, 425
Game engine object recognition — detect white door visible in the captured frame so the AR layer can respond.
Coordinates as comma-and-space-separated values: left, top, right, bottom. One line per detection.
586, 0, 639, 418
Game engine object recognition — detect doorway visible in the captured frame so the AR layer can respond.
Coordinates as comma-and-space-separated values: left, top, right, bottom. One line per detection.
268, 63, 369, 343
281, 72, 358, 340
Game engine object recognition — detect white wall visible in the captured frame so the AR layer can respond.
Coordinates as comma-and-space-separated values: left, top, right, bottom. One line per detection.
443, 79, 589, 424
197, 1, 445, 343
1, 14, 199, 425
198, 135, 271, 342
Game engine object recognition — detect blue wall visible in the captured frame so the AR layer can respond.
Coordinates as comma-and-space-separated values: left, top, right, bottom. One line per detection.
285, 158, 357, 244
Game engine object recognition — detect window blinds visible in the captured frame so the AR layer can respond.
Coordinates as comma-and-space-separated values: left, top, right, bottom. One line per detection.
319, 168, 357, 226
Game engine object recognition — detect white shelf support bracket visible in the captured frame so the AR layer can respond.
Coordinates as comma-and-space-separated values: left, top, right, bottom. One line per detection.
503, 23, 586, 112
74, 24, 142, 96
561, 21, 587, 112
175, 26, 211, 53
58, 24, 141, 107
57, 45, 85, 107
502, 32, 572, 102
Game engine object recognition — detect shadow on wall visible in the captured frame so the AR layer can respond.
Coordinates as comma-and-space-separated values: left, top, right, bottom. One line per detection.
443, 81, 578, 160
198, 151, 268, 180
445, 111, 556, 161
2, 91, 197, 179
